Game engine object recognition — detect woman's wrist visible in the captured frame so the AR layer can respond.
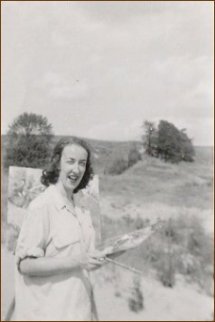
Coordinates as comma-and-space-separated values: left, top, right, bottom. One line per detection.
64, 254, 84, 271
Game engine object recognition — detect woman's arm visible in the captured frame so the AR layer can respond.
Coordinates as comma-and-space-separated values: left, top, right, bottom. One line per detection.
19, 256, 80, 277
19, 250, 106, 277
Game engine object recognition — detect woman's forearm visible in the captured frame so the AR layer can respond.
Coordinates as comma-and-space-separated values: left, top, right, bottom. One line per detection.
19, 256, 81, 277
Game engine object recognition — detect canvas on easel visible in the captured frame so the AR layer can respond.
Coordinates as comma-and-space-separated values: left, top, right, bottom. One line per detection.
7, 166, 102, 244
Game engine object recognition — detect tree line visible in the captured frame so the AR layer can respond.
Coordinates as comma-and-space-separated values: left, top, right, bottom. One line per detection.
4, 113, 195, 170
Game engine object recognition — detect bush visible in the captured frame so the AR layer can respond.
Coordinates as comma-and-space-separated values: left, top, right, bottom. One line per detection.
105, 157, 129, 175
128, 147, 142, 167
138, 215, 213, 292
128, 276, 144, 312
105, 145, 142, 175
156, 252, 176, 287
135, 217, 149, 230
5, 223, 20, 254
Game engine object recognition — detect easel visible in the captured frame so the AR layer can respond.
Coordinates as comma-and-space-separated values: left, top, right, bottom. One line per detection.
4, 297, 15, 321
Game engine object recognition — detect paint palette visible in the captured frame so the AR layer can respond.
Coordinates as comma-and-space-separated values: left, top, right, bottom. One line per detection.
100, 223, 160, 256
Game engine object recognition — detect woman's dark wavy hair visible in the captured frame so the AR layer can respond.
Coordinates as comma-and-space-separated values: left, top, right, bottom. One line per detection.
41, 137, 94, 193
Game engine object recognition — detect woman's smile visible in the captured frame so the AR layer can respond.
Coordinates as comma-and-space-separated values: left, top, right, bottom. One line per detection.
67, 173, 80, 184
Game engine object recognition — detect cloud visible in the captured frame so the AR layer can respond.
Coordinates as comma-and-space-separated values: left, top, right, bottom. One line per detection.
85, 119, 143, 141
2, 1, 213, 145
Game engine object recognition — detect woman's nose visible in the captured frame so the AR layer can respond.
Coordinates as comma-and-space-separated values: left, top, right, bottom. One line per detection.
71, 162, 80, 173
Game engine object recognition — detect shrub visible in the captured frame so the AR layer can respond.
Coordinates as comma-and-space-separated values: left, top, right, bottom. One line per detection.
128, 147, 142, 168
105, 157, 128, 175
156, 252, 176, 288
123, 214, 135, 226
135, 217, 149, 230
138, 215, 213, 292
5, 223, 20, 254
128, 276, 144, 312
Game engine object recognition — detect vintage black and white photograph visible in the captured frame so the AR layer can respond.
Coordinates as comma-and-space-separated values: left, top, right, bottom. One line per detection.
1, 1, 214, 321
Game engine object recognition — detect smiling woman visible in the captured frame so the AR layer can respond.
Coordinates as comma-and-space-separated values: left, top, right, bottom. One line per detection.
41, 137, 93, 193
14, 137, 106, 321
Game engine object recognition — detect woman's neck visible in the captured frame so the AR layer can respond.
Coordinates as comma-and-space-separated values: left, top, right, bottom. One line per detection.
55, 181, 74, 204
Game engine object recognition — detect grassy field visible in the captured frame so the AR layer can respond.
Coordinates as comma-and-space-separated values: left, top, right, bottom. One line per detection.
1, 139, 214, 320
99, 146, 213, 225
96, 145, 213, 320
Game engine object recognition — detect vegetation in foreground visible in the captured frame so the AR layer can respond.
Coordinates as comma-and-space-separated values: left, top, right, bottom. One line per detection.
1, 113, 213, 315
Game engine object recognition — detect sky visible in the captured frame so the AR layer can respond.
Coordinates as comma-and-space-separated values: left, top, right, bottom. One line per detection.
2, 1, 214, 145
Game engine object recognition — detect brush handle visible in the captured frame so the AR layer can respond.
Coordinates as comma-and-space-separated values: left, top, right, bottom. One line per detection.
105, 257, 143, 276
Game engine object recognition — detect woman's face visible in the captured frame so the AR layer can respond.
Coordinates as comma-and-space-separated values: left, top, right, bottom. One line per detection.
58, 144, 88, 193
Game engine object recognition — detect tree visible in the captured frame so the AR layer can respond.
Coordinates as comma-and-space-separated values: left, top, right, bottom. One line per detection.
142, 121, 158, 156
157, 120, 181, 162
157, 120, 194, 163
142, 119, 195, 163
179, 129, 195, 162
5, 112, 53, 168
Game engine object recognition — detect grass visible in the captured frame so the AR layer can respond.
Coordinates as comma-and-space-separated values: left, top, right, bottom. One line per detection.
98, 146, 213, 295
2, 141, 213, 296
100, 213, 213, 295
100, 149, 213, 211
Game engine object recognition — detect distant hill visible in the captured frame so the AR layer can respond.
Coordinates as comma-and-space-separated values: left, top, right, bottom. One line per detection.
1, 134, 142, 173
1, 134, 213, 174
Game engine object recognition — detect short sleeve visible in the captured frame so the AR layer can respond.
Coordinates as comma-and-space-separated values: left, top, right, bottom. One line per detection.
15, 204, 50, 269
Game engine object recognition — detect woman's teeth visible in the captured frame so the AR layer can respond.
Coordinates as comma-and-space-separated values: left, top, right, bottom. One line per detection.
68, 175, 78, 182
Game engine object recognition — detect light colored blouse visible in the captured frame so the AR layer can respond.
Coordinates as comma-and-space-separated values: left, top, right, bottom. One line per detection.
15, 185, 96, 321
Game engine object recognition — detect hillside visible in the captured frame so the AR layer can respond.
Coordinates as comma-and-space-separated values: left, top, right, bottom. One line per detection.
99, 146, 213, 221
1, 134, 142, 174
2, 134, 213, 227
1, 137, 213, 320
1, 134, 212, 173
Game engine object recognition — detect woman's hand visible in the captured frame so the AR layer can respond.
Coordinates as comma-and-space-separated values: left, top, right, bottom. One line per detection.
79, 250, 107, 271
18, 251, 107, 277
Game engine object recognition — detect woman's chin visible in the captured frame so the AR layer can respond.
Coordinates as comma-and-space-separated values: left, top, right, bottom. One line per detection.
66, 181, 79, 192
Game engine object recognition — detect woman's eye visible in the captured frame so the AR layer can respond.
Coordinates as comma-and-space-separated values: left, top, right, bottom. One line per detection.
67, 160, 75, 164
66, 160, 86, 166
